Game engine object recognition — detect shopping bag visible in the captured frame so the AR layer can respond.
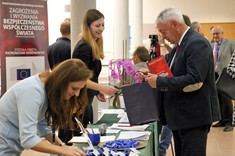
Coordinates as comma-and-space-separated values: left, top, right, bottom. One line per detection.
121, 82, 160, 126
216, 67, 235, 100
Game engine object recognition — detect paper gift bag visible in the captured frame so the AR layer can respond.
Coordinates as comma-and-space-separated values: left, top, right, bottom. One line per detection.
121, 82, 160, 126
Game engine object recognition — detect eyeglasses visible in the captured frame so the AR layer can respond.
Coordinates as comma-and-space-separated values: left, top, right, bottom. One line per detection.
212, 32, 222, 36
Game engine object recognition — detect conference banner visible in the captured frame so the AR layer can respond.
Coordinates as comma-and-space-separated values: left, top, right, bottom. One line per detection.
0, 0, 48, 96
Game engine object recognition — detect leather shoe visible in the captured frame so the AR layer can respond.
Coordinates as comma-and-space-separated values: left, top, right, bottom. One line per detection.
223, 125, 233, 132
212, 121, 225, 127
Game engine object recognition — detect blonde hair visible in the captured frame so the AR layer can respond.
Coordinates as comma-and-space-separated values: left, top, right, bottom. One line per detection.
80, 9, 104, 60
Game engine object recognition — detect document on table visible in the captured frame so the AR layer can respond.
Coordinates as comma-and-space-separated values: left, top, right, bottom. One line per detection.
109, 123, 149, 131
117, 131, 151, 141
68, 135, 116, 143
86, 128, 120, 134
118, 112, 129, 123
100, 109, 125, 114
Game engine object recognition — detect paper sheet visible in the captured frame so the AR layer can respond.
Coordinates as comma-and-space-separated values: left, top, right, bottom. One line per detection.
109, 123, 149, 131
68, 135, 116, 143
118, 113, 129, 123
100, 109, 125, 114
117, 131, 151, 140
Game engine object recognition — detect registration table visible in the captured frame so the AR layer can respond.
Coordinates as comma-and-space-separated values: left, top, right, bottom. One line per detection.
73, 114, 159, 156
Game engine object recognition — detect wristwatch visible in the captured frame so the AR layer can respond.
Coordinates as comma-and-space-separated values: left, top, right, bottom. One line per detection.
160, 43, 165, 47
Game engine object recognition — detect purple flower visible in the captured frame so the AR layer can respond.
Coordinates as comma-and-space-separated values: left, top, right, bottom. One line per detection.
109, 59, 141, 83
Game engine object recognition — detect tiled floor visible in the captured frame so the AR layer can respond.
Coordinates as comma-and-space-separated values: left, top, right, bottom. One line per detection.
21, 124, 235, 156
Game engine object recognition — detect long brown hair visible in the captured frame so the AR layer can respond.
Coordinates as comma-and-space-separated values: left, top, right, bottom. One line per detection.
43, 59, 92, 131
80, 9, 104, 60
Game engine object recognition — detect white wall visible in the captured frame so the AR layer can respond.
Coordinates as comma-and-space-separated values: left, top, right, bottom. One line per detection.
47, 0, 235, 45
143, 0, 235, 23
47, 0, 70, 45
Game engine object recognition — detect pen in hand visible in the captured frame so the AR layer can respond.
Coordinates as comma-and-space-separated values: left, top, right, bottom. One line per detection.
89, 121, 95, 134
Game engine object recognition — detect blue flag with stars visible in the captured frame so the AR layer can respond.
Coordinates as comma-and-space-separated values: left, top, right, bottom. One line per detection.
17, 69, 31, 80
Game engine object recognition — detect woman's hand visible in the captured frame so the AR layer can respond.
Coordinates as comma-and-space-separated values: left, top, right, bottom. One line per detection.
96, 93, 106, 102
61, 145, 86, 156
31, 139, 86, 156
86, 80, 118, 96
99, 85, 118, 96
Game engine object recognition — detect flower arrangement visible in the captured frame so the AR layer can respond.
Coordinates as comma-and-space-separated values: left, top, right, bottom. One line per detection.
109, 59, 141, 84
108, 59, 141, 107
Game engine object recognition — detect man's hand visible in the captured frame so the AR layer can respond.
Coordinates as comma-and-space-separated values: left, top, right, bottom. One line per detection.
144, 73, 158, 88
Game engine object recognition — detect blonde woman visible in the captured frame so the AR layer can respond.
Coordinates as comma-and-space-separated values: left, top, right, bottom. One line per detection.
56, 9, 117, 144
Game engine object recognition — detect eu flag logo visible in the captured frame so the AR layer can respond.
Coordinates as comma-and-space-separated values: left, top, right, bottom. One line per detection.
17, 69, 31, 80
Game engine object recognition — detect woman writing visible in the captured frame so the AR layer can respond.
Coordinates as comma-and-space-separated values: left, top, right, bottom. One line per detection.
0, 59, 90, 156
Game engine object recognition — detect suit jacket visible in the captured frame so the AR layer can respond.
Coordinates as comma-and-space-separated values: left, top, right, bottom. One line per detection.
211, 38, 235, 75
47, 37, 71, 69
72, 39, 101, 96
157, 28, 221, 131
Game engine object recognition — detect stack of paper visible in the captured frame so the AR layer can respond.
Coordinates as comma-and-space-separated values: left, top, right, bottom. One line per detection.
117, 131, 151, 141
109, 123, 149, 131
68, 135, 116, 143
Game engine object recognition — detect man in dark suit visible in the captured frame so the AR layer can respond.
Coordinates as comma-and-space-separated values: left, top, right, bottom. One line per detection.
211, 26, 235, 131
142, 8, 221, 156
47, 18, 71, 69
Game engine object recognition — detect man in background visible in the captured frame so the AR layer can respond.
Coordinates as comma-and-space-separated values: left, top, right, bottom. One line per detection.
211, 26, 235, 132
47, 18, 71, 69
125, 46, 150, 85
191, 21, 203, 35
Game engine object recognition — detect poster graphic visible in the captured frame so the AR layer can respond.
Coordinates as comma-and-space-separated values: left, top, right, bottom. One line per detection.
17, 69, 31, 80
0, 0, 49, 96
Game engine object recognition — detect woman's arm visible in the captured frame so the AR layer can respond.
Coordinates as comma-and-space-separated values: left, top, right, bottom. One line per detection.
31, 138, 85, 156
86, 79, 117, 96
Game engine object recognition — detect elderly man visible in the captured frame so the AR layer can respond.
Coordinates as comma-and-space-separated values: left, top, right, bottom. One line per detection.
211, 26, 235, 132
141, 8, 220, 156
191, 21, 203, 35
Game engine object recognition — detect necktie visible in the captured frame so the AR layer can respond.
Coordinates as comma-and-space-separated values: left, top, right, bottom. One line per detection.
170, 44, 179, 69
175, 44, 180, 53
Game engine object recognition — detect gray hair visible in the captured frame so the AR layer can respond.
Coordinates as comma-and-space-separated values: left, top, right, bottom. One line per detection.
156, 8, 185, 24
191, 21, 201, 30
212, 26, 224, 33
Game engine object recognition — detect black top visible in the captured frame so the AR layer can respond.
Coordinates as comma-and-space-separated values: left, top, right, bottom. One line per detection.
47, 37, 71, 69
72, 39, 102, 96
